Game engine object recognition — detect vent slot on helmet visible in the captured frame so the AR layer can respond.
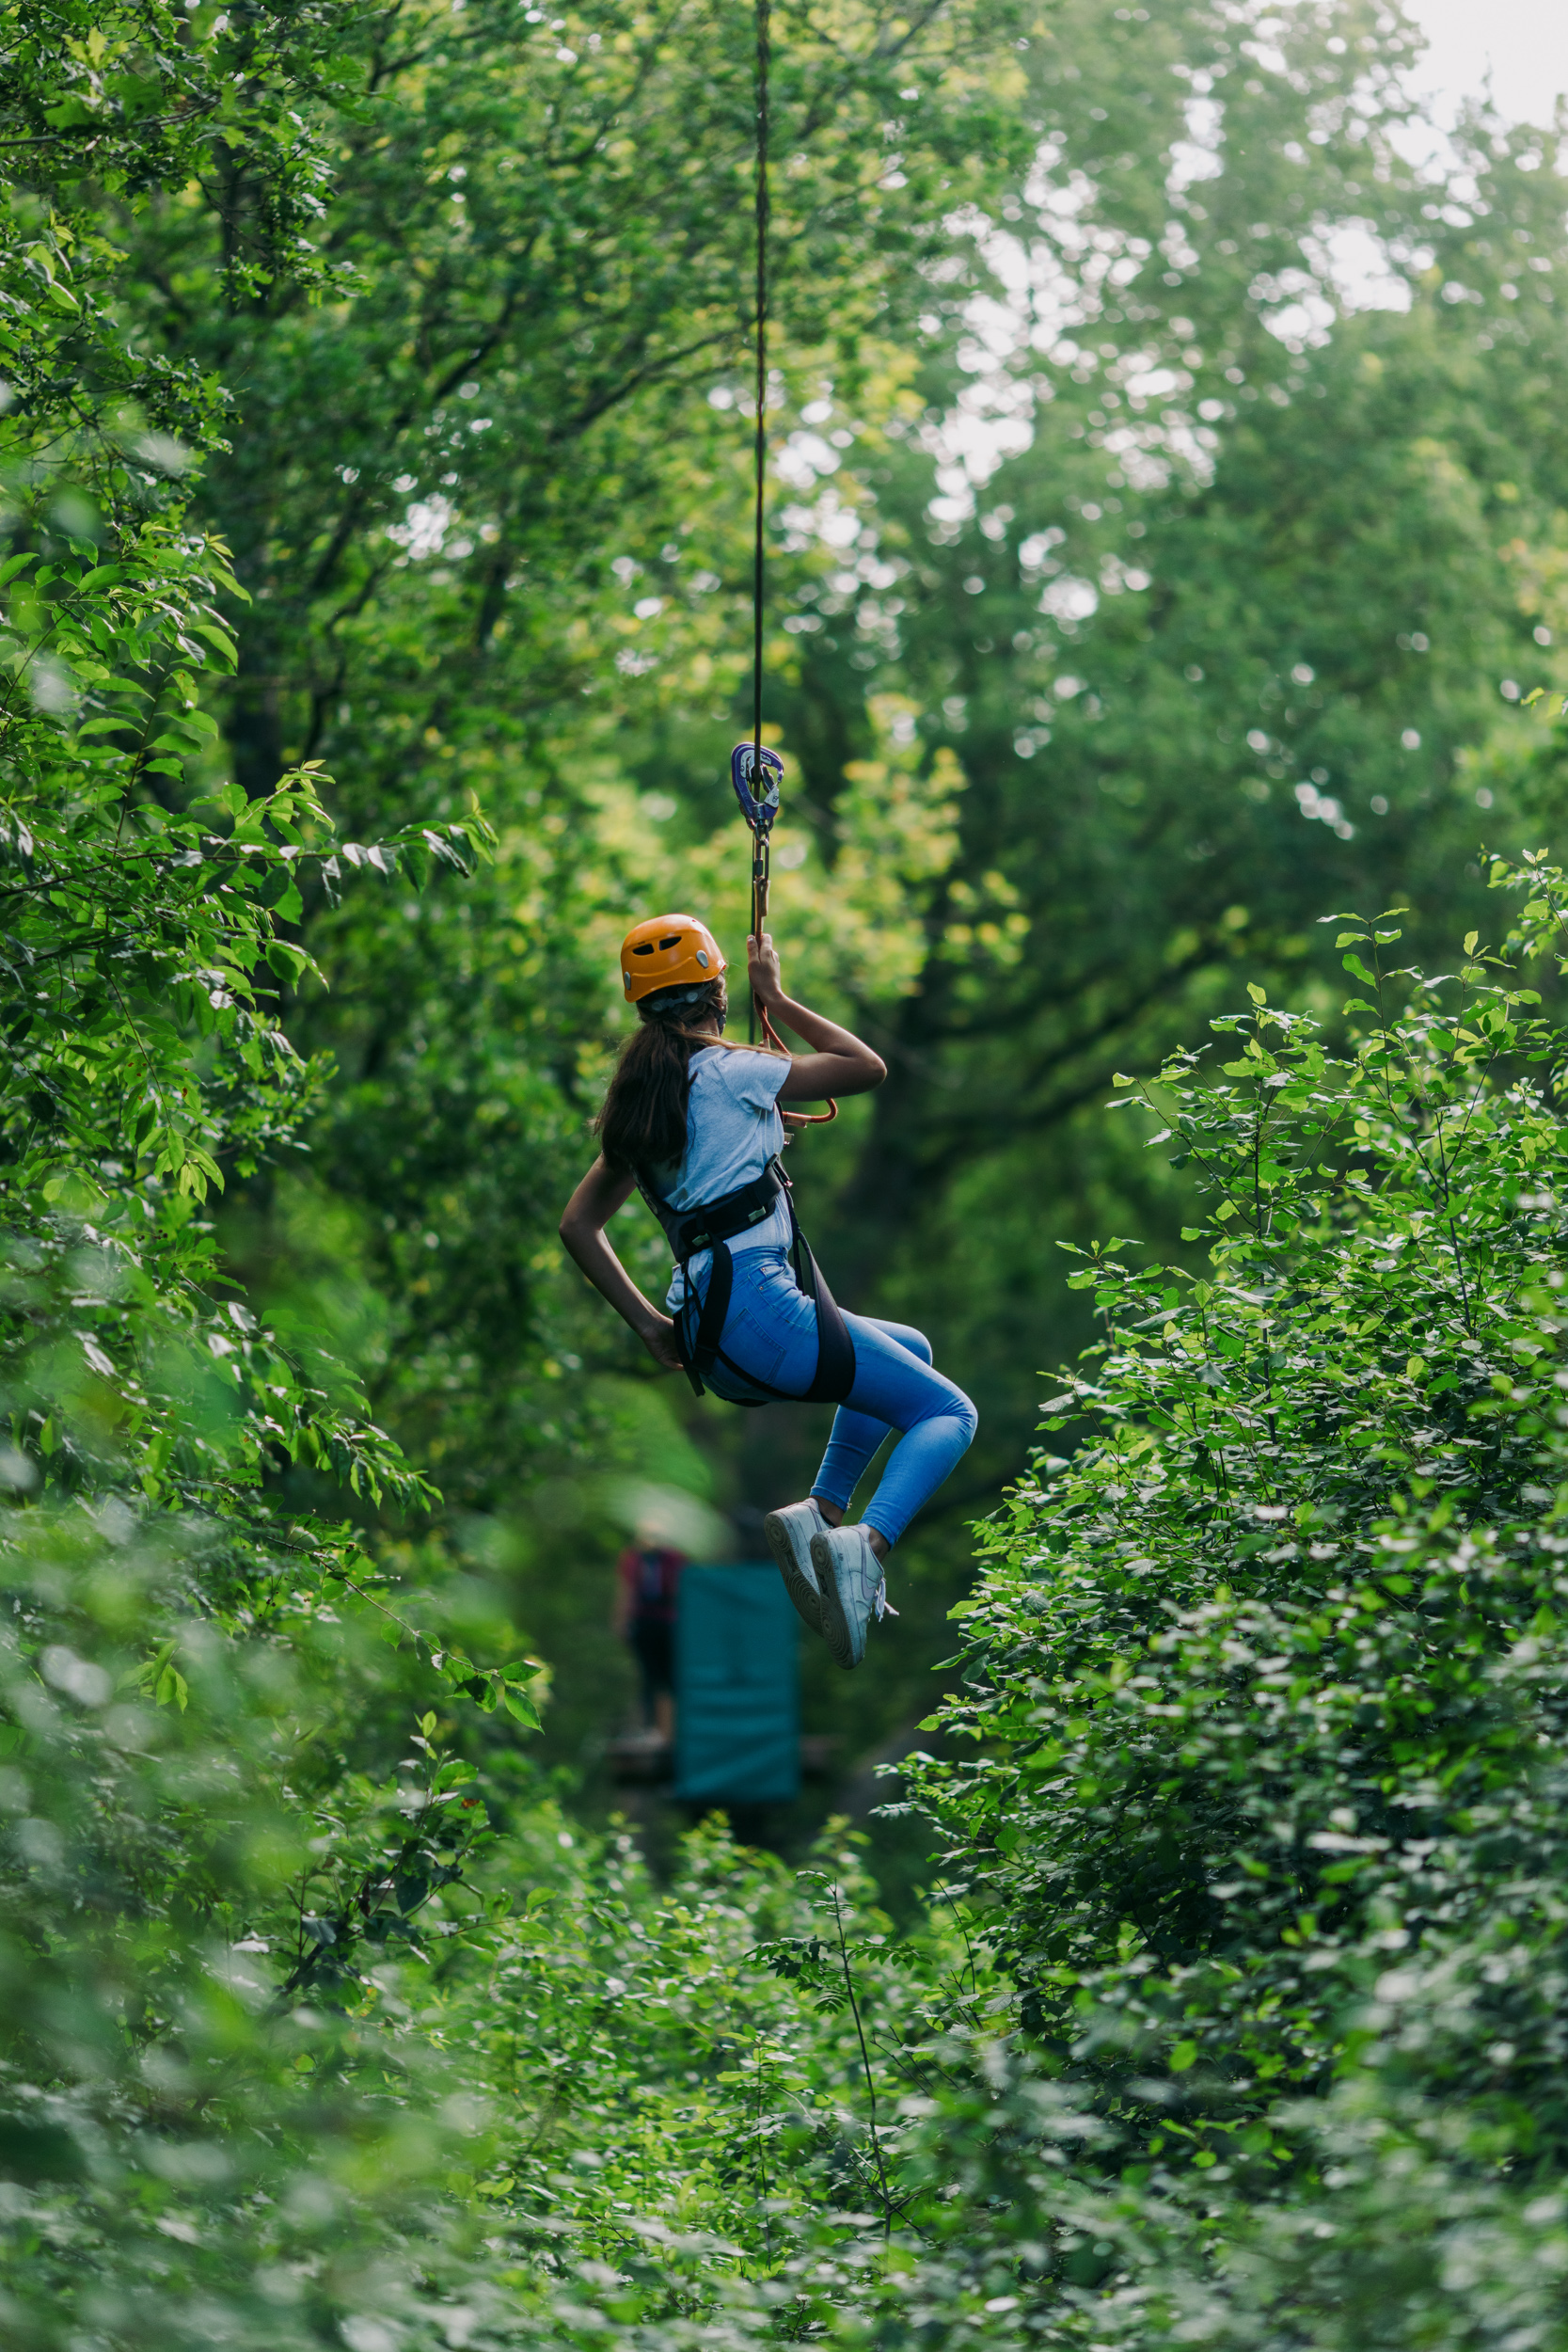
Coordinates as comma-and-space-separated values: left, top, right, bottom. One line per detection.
632, 942, 654, 955
657, 934, 682, 949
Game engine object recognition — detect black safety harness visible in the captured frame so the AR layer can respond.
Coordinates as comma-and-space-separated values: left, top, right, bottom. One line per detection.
638, 1154, 855, 1406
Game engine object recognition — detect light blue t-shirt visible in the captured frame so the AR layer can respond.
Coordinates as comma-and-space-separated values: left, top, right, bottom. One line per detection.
648, 1046, 792, 1308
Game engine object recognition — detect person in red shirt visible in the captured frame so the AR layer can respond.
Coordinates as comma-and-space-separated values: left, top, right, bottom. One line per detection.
612, 1523, 687, 1741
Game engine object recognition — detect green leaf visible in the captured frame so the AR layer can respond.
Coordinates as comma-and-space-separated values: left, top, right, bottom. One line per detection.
264, 941, 309, 982
155, 1662, 189, 1712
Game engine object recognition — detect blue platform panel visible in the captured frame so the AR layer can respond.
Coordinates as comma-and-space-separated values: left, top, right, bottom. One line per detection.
674, 1563, 800, 1804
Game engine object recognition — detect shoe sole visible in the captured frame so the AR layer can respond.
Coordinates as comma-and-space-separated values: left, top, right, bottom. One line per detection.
810, 1533, 860, 1671
765, 1510, 823, 1637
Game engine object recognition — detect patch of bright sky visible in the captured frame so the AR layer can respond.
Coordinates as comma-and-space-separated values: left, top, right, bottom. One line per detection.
1403, 0, 1568, 130
907, 0, 1566, 511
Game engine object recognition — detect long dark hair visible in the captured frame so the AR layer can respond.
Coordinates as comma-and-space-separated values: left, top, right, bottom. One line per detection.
597, 980, 730, 1173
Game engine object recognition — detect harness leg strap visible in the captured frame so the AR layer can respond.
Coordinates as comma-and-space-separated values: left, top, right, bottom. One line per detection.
786, 1206, 855, 1404
688, 1239, 734, 1386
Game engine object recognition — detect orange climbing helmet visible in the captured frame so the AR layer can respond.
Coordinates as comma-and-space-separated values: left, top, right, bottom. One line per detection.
619, 913, 727, 1003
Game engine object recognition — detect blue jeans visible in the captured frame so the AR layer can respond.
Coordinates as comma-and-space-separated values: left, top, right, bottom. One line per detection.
680, 1245, 977, 1548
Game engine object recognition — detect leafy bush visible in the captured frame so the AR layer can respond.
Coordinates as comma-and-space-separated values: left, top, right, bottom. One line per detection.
0, 18, 552, 2343
896, 866, 1568, 2341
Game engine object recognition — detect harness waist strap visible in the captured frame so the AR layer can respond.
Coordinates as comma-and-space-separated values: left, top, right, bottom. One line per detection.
646, 1157, 789, 1261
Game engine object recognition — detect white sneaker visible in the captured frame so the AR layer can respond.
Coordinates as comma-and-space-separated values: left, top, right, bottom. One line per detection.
764, 1498, 830, 1635
810, 1525, 896, 1671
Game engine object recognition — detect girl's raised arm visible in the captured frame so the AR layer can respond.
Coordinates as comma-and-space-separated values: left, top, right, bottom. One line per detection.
748, 930, 886, 1103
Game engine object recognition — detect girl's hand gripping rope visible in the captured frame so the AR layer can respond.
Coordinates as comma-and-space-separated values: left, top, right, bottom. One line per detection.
748, 927, 785, 1010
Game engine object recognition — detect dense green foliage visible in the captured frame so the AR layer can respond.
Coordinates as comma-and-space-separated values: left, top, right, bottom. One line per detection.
130, 0, 1568, 1775
26, 0, 1546, 1809
901, 862, 1568, 2334
12, 0, 1568, 2344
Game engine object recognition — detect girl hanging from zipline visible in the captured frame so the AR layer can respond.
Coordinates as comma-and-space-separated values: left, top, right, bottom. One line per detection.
559, 914, 977, 1670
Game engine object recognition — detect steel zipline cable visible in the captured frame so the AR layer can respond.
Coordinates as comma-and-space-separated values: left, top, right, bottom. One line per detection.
749, 0, 769, 1047
741, 0, 836, 1120
752, 0, 769, 793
